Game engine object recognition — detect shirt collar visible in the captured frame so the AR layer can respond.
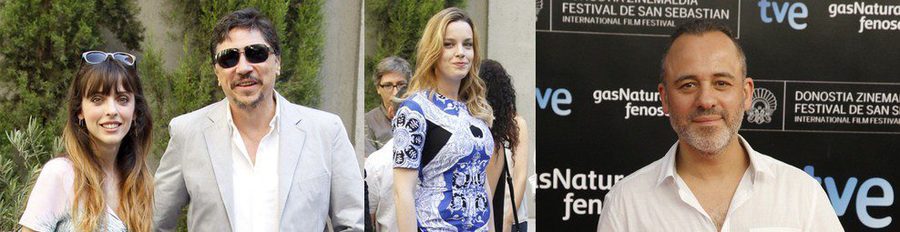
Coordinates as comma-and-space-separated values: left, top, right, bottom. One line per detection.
225, 91, 282, 133
378, 104, 390, 119
656, 135, 773, 187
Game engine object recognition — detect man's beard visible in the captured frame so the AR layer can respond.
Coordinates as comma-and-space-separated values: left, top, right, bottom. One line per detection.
233, 91, 266, 110
670, 106, 744, 155
230, 74, 266, 111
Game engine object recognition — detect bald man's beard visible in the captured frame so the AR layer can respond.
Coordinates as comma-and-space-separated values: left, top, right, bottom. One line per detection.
670, 107, 744, 156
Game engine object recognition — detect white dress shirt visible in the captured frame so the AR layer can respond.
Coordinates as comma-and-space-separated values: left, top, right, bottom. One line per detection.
365, 139, 398, 232
597, 135, 843, 232
227, 99, 281, 232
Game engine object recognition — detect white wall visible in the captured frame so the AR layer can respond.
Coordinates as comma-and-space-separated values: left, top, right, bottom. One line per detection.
486, 0, 538, 223
136, 0, 182, 71
321, 0, 362, 139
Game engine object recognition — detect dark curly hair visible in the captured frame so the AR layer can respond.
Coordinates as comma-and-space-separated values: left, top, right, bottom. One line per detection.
480, 59, 519, 152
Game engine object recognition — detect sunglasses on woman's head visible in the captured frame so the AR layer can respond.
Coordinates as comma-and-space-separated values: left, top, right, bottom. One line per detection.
82, 51, 136, 66
214, 44, 274, 69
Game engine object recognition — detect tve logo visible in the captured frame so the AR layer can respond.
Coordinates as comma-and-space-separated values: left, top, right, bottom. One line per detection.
805, 165, 894, 229
758, 0, 808, 30
537, 88, 572, 116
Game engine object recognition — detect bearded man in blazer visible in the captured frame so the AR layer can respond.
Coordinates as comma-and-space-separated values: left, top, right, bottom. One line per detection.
153, 8, 364, 232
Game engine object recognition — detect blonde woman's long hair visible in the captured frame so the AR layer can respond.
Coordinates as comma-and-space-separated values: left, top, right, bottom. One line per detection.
61, 58, 154, 232
406, 7, 494, 125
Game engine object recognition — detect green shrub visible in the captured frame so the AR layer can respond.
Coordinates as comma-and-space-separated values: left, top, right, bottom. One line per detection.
142, 0, 324, 160
0, 0, 144, 137
160, 0, 324, 113
364, 0, 466, 111
0, 0, 143, 228
0, 118, 63, 229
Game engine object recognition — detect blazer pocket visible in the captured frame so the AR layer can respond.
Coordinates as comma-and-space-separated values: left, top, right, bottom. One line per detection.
294, 172, 330, 204
750, 227, 802, 232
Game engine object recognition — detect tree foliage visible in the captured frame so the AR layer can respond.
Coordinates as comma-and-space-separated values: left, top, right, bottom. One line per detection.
0, 118, 63, 228
364, 0, 466, 111
158, 0, 324, 115
141, 0, 324, 162
0, 0, 143, 227
0, 0, 145, 135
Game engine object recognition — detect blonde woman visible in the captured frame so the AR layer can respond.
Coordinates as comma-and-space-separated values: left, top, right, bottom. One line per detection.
19, 51, 154, 232
392, 7, 495, 232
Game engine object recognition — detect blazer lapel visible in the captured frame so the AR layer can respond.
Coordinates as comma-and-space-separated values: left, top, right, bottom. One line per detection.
276, 93, 307, 217
203, 100, 236, 228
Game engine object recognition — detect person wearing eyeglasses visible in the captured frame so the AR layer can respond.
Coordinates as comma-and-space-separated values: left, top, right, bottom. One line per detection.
365, 87, 407, 232
365, 56, 411, 157
392, 7, 495, 232
152, 8, 363, 232
19, 51, 154, 232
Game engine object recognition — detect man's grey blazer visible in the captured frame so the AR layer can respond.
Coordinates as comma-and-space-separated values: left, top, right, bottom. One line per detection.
153, 93, 364, 231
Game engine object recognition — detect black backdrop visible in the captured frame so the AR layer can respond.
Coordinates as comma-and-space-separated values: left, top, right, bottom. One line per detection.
536, 0, 900, 230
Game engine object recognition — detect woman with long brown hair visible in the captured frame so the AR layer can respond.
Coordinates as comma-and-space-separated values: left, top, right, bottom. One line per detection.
19, 51, 154, 232
482, 59, 530, 232
392, 7, 495, 231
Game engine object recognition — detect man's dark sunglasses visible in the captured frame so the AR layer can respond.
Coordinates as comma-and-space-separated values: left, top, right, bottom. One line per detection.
214, 44, 274, 68
82, 51, 136, 66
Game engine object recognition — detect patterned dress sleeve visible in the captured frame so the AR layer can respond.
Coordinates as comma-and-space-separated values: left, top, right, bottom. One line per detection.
19, 158, 73, 232
392, 98, 427, 169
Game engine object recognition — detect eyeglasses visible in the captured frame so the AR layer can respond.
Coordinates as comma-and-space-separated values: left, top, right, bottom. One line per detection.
378, 82, 407, 90
82, 51, 136, 66
214, 44, 274, 68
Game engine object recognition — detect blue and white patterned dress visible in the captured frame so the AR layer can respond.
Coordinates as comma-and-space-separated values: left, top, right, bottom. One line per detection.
392, 91, 494, 232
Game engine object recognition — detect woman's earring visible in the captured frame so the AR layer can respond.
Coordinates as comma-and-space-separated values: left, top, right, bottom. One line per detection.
79, 119, 85, 127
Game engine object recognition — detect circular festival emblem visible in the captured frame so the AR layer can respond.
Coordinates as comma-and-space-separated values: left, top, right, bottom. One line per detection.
747, 88, 778, 124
